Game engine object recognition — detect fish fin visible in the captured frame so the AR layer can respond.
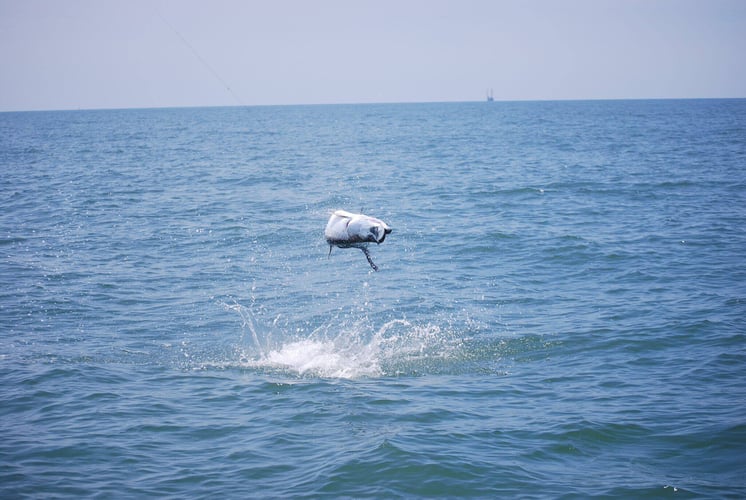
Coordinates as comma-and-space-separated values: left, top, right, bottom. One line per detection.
361, 247, 379, 271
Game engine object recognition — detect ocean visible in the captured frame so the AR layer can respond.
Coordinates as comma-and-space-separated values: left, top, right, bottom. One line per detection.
1, 99, 745, 497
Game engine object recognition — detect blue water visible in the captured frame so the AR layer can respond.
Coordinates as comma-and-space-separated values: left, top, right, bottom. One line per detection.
1, 100, 745, 497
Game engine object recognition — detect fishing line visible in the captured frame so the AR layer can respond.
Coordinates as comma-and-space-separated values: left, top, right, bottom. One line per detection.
155, 7, 246, 107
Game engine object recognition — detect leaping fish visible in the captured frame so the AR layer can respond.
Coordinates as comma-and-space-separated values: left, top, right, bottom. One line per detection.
325, 210, 392, 271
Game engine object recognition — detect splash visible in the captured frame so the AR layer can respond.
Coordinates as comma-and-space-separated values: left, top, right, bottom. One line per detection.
221, 301, 467, 379
264, 338, 380, 378
222, 300, 265, 356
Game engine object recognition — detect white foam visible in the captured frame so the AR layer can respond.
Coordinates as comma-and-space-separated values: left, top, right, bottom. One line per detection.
224, 302, 460, 379
264, 339, 382, 378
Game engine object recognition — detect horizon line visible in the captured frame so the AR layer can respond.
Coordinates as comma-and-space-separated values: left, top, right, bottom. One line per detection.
2, 95, 745, 114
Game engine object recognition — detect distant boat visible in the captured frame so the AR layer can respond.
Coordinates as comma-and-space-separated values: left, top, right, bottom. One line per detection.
486, 88, 494, 102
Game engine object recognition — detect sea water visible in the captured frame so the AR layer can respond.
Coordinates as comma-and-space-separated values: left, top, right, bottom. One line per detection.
1, 100, 745, 497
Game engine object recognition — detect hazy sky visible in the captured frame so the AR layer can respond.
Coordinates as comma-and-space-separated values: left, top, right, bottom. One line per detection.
1, 0, 744, 111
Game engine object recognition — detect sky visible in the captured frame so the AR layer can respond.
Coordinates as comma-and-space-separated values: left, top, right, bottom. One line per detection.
1, 0, 745, 111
